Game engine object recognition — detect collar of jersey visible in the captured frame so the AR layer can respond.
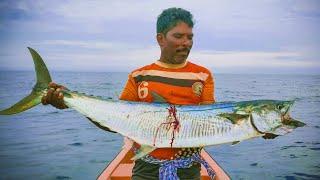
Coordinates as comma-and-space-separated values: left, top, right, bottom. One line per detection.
155, 60, 188, 69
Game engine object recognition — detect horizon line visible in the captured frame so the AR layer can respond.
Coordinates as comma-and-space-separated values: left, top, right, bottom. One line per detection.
0, 69, 319, 76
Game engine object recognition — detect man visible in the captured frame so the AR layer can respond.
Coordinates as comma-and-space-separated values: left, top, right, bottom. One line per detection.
119, 8, 215, 180
43, 7, 215, 179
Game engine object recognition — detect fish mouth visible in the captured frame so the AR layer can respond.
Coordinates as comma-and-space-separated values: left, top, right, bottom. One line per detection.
280, 101, 305, 128
272, 114, 306, 136
250, 103, 305, 136
281, 114, 306, 128
274, 100, 305, 135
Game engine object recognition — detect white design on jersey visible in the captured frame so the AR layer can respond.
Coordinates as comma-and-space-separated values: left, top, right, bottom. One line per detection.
138, 81, 149, 99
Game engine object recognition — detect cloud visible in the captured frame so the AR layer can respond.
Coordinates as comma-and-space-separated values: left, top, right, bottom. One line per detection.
291, 0, 320, 15
0, 1, 319, 73
190, 50, 316, 67
35, 40, 132, 51
1, 39, 318, 74
4, 0, 318, 33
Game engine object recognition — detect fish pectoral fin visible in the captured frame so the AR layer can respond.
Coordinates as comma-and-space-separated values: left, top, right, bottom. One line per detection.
231, 141, 240, 146
262, 133, 279, 139
218, 113, 249, 124
131, 145, 156, 160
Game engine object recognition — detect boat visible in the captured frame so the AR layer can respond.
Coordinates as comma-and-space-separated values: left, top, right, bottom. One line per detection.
97, 139, 230, 180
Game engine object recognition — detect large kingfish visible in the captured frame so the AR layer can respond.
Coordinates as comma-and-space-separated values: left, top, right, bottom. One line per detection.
0, 48, 305, 158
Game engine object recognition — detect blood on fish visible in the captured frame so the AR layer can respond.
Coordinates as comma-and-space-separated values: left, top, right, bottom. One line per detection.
153, 105, 180, 147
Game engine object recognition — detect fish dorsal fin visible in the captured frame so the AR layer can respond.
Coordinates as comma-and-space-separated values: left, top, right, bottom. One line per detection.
151, 91, 167, 103
219, 113, 249, 124
131, 145, 156, 160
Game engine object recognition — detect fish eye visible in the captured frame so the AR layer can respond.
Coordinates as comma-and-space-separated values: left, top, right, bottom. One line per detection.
277, 104, 284, 110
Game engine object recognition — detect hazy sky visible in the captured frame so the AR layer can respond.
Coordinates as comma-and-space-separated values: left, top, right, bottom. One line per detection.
0, 0, 319, 74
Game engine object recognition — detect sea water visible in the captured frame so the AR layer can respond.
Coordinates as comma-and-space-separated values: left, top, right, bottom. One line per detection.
0, 71, 319, 179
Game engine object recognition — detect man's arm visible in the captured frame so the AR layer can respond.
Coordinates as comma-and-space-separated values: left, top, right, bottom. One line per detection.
119, 73, 139, 101
200, 71, 215, 104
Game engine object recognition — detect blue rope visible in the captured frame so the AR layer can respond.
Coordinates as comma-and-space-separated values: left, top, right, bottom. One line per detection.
135, 149, 215, 180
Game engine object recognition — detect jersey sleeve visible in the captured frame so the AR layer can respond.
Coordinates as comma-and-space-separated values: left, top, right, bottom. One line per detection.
200, 71, 215, 104
119, 73, 139, 101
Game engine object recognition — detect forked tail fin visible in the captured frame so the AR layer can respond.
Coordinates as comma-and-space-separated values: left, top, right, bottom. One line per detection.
0, 47, 52, 115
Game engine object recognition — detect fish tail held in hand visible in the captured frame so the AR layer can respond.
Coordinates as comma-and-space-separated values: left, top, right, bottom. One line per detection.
0, 47, 52, 115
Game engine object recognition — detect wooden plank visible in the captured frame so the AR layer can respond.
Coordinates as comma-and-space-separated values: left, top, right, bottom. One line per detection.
110, 164, 133, 180
97, 147, 132, 180
200, 151, 230, 180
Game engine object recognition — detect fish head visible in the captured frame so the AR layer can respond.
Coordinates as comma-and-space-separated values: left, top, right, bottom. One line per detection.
245, 100, 305, 135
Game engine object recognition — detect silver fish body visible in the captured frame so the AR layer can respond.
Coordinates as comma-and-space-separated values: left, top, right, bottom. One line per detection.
64, 91, 300, 148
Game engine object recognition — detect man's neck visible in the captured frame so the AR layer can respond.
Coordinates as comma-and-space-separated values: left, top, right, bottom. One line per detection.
156, 60, 188, 69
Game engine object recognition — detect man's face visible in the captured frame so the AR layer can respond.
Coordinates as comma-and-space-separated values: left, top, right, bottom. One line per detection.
158, 22, 193, 64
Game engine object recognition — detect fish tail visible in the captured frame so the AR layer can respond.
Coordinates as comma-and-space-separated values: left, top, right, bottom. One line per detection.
0, 47, 52, 115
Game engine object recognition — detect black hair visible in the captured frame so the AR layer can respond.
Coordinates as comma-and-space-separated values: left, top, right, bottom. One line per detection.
157, 7, 194, 35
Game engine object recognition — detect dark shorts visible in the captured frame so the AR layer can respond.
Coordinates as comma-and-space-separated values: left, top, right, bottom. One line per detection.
132, 159, 201, 180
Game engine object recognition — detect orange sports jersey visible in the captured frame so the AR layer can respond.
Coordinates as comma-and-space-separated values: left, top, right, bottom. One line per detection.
119, 60, 215, 160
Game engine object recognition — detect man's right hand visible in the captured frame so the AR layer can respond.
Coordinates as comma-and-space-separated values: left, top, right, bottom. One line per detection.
41, 82, 68, 109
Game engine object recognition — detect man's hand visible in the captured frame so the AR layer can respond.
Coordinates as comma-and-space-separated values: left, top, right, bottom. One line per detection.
262, 133, 278, 139
42, 82, 68, 109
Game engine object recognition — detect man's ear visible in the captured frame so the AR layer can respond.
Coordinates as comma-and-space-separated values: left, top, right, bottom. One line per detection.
156, 33, 165, 47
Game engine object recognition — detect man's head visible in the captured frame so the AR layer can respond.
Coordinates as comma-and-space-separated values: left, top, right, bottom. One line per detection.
156, 8, 195, 65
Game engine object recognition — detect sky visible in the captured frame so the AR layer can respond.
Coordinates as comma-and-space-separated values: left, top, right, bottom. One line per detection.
0, 0, 319, 74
